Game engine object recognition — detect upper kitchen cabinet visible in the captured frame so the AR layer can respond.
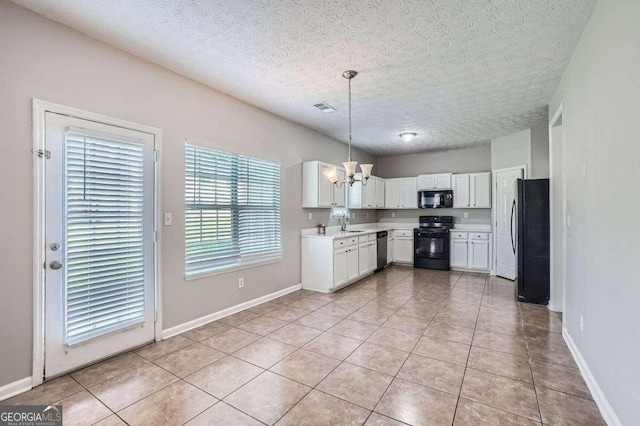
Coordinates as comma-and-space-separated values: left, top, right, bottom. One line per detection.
349, 174, 384, 209
302, 161, 345, 208
453, 172, 491, 208
417, 173, 452, 190
384, 177, 417, 209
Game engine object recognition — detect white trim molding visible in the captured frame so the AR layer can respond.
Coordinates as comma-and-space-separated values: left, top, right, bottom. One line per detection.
163, 283, 302, 339
32, 99, 163, 387
0, 377, 33, 402
563, 327, 622, 426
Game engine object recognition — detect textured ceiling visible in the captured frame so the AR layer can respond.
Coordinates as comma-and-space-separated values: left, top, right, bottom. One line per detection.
13, 0, 595, 155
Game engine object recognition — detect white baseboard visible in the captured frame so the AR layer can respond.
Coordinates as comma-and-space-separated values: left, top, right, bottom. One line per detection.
162, 283, 302, 339
0, 377, 32, 402
563, 327, 621, 426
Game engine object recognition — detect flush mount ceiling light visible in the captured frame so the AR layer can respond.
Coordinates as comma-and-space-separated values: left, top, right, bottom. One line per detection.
325, 70, 373, 187
399, 132, 417, 142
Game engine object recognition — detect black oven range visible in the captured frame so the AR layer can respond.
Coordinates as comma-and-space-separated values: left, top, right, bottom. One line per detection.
414, 216, 454, 270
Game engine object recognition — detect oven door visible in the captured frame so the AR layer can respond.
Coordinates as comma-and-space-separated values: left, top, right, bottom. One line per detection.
414, 230, 450, 260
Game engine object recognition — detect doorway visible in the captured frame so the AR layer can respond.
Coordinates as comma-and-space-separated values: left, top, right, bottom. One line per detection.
549, 104, 566, 312
33, 101, 162, 384
493, 166, 525, 280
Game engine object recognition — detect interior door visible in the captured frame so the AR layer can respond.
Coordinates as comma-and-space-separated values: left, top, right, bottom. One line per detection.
495, 168, 524, 279
44, 112, 156, 378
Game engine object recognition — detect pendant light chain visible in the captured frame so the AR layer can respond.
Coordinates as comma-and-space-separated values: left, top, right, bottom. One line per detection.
348, 75, 352, 162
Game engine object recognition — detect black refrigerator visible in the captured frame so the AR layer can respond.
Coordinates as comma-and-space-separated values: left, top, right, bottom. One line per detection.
515, 179, 550, 304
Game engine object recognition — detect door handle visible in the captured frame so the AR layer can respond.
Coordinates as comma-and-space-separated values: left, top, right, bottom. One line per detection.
510, 199, 516, 254
50, 261, 63, 270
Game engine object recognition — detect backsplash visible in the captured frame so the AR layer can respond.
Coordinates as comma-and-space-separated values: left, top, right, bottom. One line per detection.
377, 208, 491, 225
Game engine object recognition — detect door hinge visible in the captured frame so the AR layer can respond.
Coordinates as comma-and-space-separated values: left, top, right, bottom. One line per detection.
153, 150, 159, 162
153, 231, 158, 242
154, 311, 158, 323
32, 149, 51, 159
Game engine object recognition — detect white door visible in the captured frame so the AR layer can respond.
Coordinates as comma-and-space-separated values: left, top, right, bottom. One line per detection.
318, 165, 334, 207
495, 168, 524, 279
450, 240, 469, 268
395, 238, 413, 263
402, 178, 417, 208
44, 112, 156, 378
375, 178, 385, 208
435, 174, 452, 189
387, 237, 393, 264
471, 173, 491, 208
453, 174, 470, 208
469, 240, 490, 269
358, 243, 369, 275
368, 241, 377, 273
333, 168, 346, 207
347, 247, 359, 281
385, 180, 401, 208
334, 248, 348, 288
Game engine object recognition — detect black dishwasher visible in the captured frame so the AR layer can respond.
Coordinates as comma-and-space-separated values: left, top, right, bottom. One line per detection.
376, 231, 388, 271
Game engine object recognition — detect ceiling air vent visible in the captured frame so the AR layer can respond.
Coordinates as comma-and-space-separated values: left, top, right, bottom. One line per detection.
314, 102, 336, 113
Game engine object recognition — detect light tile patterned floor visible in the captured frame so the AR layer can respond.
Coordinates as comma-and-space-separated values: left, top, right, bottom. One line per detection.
3, 266, 606, 425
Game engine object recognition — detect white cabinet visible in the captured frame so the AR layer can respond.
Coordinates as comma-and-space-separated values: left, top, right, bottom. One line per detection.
384, 179, 401, 208
453, 174, 470, 208
453, 172, 491, 208
402, 178, 418, 208
470, 173, 491, 208
347, 246, 359, 281
368, 240, 377, 273
387, 233, 394, 264
302, 161, 345, 208
394, 231, 414, 264
450, 239, 469, 268
358, 241, 369, 276
384, 177, 417, 209
417, 173, 452, 190
349, 175, 384, 209
450, 231, 492, 271
333, 247, 348, 288
375, 178, 385, 208
469, 240, 490, 270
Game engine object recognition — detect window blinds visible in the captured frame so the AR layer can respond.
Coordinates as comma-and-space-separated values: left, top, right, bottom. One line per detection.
65, 131, 147, 345
185, 144, 282, 276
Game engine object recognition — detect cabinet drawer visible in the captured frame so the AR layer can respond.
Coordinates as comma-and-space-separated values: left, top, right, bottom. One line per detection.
395, 230, 413, 237
450, 232, 468, 240
358, 235, 369, 244
368, 233, 377, 242
469, 233, 490, 240
333, 238, 347, 248
348, 237, 358, 246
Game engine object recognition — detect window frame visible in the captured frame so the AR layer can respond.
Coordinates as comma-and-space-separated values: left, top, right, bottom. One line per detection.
184, 143, 283, 280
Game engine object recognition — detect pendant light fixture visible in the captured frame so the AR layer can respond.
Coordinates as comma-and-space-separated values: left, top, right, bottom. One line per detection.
325, 70, 373, 187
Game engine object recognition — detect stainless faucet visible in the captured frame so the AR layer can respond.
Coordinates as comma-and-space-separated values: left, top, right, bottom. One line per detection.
339, 216, 348, 232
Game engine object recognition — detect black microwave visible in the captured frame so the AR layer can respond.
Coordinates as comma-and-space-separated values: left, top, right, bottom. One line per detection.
418, 190, 453, 209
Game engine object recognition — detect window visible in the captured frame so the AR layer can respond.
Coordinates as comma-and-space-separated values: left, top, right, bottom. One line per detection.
185, 143, 282, 277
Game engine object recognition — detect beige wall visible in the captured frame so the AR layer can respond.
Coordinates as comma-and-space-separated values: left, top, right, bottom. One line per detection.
549, 0, 640, 423
490, 128, 532, 174
375, 145, 493, 224
0, 0, 376, 387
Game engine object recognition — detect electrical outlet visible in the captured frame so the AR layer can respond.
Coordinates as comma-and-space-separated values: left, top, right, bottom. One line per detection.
579, 314, 584, 332
164, 213, 173, 226
238, 277, 244, 289
366, 212, 370, 218
391, 212, 396, 218
351, 212, 355, 219
463, 212, 469, 219
308, 212, 313, 220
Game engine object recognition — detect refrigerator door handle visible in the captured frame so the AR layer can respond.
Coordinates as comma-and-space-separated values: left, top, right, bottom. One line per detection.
510, 199, 516, 254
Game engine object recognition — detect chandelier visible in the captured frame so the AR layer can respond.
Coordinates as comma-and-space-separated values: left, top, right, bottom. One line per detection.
325, 70, 373, 187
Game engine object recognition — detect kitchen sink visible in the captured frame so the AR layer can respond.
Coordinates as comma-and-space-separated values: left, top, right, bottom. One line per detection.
346, 230, 365, 233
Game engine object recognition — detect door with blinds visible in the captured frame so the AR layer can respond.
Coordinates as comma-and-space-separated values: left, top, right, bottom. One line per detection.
44, 112, 156, 378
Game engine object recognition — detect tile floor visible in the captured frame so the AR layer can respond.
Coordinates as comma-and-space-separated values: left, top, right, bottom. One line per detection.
4, 266, 606, 425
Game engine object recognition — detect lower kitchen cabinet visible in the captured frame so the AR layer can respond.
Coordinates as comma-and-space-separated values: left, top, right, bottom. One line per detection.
394, 231, 414, 264
387, 233, 394, 265
450, 231, 492, 272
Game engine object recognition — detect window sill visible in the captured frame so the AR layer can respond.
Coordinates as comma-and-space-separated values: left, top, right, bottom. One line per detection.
184, 256, 283, 281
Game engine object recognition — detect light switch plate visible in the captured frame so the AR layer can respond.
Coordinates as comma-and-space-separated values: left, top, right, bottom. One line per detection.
308, 212, 313, 220
164, 213, 173, 226
464, 212, 469, 219
391, 212, 395, 218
